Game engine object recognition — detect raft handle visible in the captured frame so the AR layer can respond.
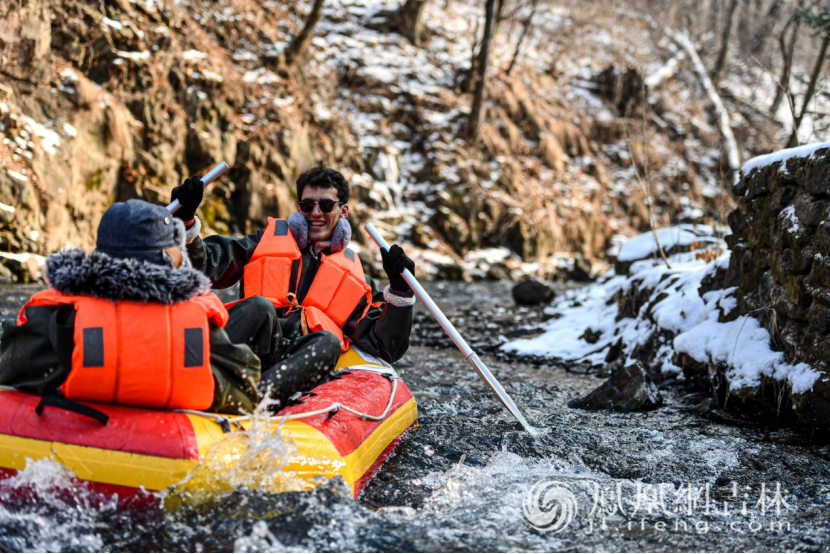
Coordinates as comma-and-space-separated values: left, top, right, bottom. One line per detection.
35, 396, 109, 426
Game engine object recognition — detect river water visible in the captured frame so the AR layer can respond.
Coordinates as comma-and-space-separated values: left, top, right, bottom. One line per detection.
0, 282, 828, 552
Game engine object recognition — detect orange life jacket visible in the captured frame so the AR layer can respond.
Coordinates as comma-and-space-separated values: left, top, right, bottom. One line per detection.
17, 288, 229, 410
240, 217, 372, 352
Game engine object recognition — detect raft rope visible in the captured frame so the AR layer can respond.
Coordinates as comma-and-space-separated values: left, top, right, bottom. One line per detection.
174, 371, 400, 429
0, 373, 400, 429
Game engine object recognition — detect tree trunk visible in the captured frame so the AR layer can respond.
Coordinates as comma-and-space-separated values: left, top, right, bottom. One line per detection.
788, 34, 829, 147
750, 0, 781, 55
396, 0, 429, 46
506, 0, 538, 76
465, 0, 497, 140
496, 0, 506, 26
459, 16, 481, 93
770, 14, 800, 116
711, 0, 740, 83
283, 0, 326, 67
737, 0, 753, 50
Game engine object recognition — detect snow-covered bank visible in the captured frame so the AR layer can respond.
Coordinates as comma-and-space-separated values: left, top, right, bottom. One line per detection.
503, 226, 821, 396
506, 142, 830, 425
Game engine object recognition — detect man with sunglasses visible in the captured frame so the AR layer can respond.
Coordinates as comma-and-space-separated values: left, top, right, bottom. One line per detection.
170, 167, 416, 409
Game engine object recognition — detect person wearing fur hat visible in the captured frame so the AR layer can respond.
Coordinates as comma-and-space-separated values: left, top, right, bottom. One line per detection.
0, 200, 261, 414
171, 166, 415, 408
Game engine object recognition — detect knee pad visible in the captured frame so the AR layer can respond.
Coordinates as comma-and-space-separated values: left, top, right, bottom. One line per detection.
316, 331, 342, 357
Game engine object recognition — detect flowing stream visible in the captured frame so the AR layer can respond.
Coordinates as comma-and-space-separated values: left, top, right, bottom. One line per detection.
0, 282, 828, 552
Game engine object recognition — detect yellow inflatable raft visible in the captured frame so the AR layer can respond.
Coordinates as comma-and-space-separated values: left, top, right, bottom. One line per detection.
0, 347, 417, 504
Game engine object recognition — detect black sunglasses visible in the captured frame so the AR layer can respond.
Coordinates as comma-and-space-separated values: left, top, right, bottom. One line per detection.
297, 199, 344, 214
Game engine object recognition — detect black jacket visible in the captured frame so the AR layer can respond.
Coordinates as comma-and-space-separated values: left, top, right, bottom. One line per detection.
186, 226, 413, 363
0, 249, 261, 414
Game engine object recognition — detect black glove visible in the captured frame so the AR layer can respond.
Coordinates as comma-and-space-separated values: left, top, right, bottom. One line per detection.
381, 244, 415, 293
170, 174, 204, 222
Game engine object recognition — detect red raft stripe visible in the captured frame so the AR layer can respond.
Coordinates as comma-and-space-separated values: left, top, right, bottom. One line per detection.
0, 391, 200, 460
277, 370, 413, 457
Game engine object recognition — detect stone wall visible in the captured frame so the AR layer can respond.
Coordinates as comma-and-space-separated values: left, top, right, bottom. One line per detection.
720, 144, 830, 425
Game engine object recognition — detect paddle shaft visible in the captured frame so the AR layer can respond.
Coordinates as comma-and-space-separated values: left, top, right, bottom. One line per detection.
364, 223, 536, 435
166, 161, 230, 214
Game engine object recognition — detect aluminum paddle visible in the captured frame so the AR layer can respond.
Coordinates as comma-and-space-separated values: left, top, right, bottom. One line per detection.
364, 223, 537, 435
166, 161, 230, 214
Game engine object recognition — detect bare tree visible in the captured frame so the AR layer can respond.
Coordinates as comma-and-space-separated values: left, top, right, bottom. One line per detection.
750, 0, 782, 55
506, 0, 539, 75
466, 0, 497, 140
788, 38, 829, 146
770, 13, 801, 115
496, 0, 507, 25
458, 12, 481, 93
788, 3, 829, 146
386, 0, 430, 46
624, 79, 672, 269
283, 0, 326, 68
712, 0, 741, 83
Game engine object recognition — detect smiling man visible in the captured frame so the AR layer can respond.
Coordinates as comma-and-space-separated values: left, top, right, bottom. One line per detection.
171, 167, 416, 408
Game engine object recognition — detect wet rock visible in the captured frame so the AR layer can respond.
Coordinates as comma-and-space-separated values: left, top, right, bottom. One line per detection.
485, 262, 511, 281
511, 279, 554, 306
568, 362, 663, 411
793, 198, 828, 228
0, 254, 43, 283
433, 259, 465, 281
567, 256, 593, 282
0, 263, 14, 283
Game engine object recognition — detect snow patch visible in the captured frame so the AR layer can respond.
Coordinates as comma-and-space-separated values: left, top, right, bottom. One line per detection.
59, 68, 79, 83
617, 224, 719, 262
22, 116, 62, 156
674, 317, 820, 394
102, 17, 124, 31
504, 229, 820, 395
741, 141, 830, 176
182, 49, 208, 61
243, 68, 280, 84
115, 50, 151, 62
6, 170, 29, 183
780, 205, 800, 234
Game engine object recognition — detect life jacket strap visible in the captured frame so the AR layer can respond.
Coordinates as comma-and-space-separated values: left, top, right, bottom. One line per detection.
284, 292, 310, 336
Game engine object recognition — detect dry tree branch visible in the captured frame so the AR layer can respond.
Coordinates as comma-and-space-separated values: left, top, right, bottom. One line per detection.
623, 79, 671, 270
749, 54, 799, 134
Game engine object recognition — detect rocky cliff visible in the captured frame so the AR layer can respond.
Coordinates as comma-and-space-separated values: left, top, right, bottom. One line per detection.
1, 0, 780, 281
0, 0, 340, 264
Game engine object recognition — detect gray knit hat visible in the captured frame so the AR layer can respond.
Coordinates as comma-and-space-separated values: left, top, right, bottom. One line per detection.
95, 199, 186, 267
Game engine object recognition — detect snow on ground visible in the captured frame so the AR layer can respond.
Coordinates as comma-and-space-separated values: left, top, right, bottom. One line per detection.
502, 228, 821, 395
617, 224, 718, 262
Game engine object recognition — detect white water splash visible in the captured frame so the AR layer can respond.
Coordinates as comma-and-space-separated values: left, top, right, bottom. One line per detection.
167, 397, 304, 506
0, 458, 115, 552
